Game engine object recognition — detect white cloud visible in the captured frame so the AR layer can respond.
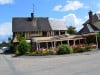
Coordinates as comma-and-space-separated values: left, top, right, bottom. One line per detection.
0, 22, 12, 36
53, 5, 62, 11
85, 15, 89, 20
96, 10, 100, 13
0, 0, 14, 5
63, 14, 84, 30
97, 3, 100, 8
53, 0, 86, 12
50, 14, 84, 31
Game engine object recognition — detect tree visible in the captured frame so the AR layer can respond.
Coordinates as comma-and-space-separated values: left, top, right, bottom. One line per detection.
17, 34, 25, 41
17, 40, 30, 55
15, 34, 30, 55
1, 41, 8, 47
8, 37, 11, 42
67, 26, 77, 35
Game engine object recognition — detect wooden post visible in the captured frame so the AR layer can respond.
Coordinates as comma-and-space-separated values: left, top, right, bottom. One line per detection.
46, 42, 48, 49
96, 34, 99, 49
36, 42, 38, 51
38, 42, 40, 50
67, 40, 70, 46
54, 41, 56, 47
61, 41, 62, 45
79, 39, 80, 45
51, 42, 53, 48
59, 30, 60, 35
73, 40, 76, 46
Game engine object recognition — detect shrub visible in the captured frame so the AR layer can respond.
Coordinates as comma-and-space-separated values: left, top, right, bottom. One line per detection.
73, 46, 85, 53
15, 49, 20, 55
9, 44, 18, 53
31, 51, 37, 56
85, 45, 91, 51
49, 50, 57, 55
17, 40, 30, 55
42, 50, 50, 55
25, 51, 37, 56
57, 44, 73, 55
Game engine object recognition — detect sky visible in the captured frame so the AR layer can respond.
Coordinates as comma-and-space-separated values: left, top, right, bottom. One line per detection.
0, 0, 100, 43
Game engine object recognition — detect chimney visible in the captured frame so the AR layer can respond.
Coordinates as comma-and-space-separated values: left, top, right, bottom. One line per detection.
88, 10, 93, 24
31, 13, 34, 18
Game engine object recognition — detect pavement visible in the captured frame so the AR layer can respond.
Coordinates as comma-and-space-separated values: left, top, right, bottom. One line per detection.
0, 49, 100, 75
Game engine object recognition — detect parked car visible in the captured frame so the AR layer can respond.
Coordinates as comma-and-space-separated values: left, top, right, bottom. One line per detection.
2, 47, 10, 53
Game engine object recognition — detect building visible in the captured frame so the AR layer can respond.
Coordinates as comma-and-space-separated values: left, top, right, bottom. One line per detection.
12, 13, 67, 39
78, 10, 99, 35
84, 11, 100, 29
78, 11, 100, 49
12, 13, 85, 50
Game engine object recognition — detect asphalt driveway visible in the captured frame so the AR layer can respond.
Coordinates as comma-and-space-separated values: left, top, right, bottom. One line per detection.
0, 49, 100, 75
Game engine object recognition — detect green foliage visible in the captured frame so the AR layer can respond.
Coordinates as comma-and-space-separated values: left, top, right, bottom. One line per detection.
36, 49, 54, 56
73, 45, 92, 53
25, 49, 57, 56
85, 45, 91, 51
0, 41, 9, 48
57, 44, 73, 55
9, 43, 16, 53
73, 46, 85, 53
42, 50, 50, 55
86, 36, 96, 44
67, 26, 77, 35
17, 40, 30, 55
25, 51, 37, 56
49, 50, 57, 55
17, 34, 25, 41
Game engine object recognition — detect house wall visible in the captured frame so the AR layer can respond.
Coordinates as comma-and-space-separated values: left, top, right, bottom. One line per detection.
14, 31, 42, 39
14, 30, 67, 40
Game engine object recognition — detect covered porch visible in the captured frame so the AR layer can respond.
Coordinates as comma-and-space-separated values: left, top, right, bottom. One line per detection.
32, 35, 86, 50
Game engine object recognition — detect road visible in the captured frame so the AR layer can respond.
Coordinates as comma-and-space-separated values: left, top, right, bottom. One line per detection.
0, 49, 100, 75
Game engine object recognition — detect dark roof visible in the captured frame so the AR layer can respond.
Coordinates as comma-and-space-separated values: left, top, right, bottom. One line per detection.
77, 24, 99, 35
83, 13, 100, 25
12, 17, 67, 32
37, 18, 51, 31
12, 17, 52, 32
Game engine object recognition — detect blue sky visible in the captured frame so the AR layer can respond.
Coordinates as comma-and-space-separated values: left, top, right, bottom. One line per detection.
0, 0, 100, 43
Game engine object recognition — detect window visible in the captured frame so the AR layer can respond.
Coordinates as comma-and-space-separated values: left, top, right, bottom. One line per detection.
60, 31, 65, 35
42, 31, 47, 36
54, 31, 59, 35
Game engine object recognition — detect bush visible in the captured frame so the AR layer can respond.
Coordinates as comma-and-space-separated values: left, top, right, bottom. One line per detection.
25, 49, 57, 56
49, 50, 57, 55
73, 46, 85, 53
85, 45, 91, 51
25, 51, 37, 56
42, 50, 50, 55
17, 40, 30, 55
9, 44, 17, 53
57, 44, 73, 55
